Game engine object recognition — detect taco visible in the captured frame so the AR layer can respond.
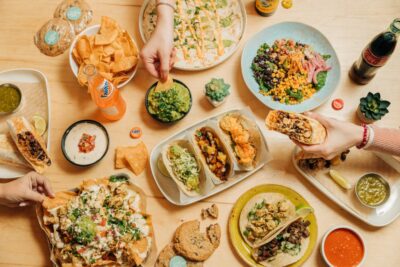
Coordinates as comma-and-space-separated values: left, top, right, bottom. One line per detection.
37, 175, 156, 267
219, 113, 262, 170
7, 116, 51, 173
265, 110, 326, 145
162, 140, 205, 197
192, 126, 234, 184
239, 193, 297, 248
252, 218, 311, 267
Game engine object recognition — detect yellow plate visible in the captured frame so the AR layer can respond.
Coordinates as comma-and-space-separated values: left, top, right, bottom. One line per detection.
228, 184, 318, 266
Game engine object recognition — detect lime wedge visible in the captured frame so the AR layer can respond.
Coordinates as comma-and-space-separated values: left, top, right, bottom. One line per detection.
296, 206, 314, 218
329, 169, 352, 190
32, 115, 47, 136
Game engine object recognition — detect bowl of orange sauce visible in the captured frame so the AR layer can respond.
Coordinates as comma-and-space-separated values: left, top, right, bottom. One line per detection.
321, 226, 366, 267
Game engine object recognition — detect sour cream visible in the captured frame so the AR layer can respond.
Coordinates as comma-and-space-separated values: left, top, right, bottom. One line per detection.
63, 121, 109, 166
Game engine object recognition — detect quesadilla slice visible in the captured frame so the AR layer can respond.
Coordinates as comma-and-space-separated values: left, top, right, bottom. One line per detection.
0, 133, 30, 169
7, 116, 51, 173
265, 110, 326, 145
252, 218, 311, 267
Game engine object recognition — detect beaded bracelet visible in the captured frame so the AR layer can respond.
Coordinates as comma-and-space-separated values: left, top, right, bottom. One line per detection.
356, 124, 369, 149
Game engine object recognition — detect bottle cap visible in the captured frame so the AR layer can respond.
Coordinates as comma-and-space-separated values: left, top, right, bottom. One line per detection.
130, 127, 142, 139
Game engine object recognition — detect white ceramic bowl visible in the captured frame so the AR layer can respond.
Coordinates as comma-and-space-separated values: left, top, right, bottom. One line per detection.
68, 25, 139, 88
320, 225, 366, 267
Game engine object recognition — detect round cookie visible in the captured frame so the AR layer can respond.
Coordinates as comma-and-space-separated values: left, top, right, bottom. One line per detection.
156, 243, 203, 267
34, 18, 75, 56
54, 0, 93, 34
206, 223, 221, 249
173, 220, 217, 261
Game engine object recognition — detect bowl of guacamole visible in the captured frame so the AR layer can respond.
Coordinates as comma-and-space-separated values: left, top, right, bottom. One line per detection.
0, 83, 22, 115
145, 79, 192, 123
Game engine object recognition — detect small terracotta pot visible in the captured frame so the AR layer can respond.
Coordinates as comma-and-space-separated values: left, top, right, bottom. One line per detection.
356, 105, 377, 124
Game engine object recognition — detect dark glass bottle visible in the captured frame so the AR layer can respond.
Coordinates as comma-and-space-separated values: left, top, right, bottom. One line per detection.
349, 18, 400, 84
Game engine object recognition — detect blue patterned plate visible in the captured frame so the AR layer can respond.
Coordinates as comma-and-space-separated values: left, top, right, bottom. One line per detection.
241, 22, 341, 112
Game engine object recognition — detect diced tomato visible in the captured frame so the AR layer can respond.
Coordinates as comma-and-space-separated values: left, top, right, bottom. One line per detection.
332, 98, 344, 110
77, 247, 86, 254
99, 231, 107, 237
100, 218, 106, 226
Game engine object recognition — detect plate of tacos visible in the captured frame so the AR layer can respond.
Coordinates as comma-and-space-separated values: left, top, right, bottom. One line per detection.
229, 184, 317, 267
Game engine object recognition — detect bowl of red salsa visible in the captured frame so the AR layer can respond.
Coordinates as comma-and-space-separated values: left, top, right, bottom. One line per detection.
321, 226, 365, 267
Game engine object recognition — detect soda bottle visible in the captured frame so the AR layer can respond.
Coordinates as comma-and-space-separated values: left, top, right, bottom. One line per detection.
83, 64, 126, 121
349, 18, 400, 84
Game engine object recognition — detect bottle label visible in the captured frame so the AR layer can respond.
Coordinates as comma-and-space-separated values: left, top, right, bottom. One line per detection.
362, 47, 389, 67
98, 80, 114, 99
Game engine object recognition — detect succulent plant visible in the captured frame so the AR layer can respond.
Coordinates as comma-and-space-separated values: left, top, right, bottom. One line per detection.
358, 92, 390, 123
205, 78, 230, 106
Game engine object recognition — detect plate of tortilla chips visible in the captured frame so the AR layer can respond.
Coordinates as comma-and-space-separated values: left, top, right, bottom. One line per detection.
69, 16, 139, 88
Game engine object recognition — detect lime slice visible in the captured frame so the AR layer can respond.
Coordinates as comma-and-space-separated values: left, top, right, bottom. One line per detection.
329, 169, 352, 190
32, 115, 47, 136
296, 206, 314, 218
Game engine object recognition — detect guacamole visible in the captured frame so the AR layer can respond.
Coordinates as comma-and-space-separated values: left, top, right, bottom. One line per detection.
0, 84, 21, 113
147, 82, 191, 122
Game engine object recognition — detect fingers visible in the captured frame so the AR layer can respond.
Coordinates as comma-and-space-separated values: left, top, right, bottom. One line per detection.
30, 172, 55, 198
158, 51, 171, 82
19, 201, 34, 207
25, 190, 45, 203
303, 112, 333, 128
140, 50, 160, 79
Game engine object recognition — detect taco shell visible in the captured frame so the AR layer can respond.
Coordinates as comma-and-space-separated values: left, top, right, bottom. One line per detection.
239, 193, 297, 248
265, 110, 326, 145
191, 126, 234, 185
0, 133, 31, 169
161, 140, 206, 197
219, 112, 262, 170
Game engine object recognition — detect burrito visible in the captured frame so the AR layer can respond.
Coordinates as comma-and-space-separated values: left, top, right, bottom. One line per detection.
252, 218, 311, 267
265, 110, 326, 145
0, 133, 30, 169
219, 113, 262, 170
239, 193, 297, 248
7, 117, 51, 173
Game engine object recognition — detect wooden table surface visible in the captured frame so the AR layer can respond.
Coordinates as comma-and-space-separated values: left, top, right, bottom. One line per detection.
0, 0, 400, 266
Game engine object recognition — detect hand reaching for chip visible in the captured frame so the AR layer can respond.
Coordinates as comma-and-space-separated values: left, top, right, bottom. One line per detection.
140, 2, 176, 82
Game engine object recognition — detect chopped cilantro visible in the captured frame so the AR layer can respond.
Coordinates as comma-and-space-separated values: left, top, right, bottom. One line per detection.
109, 175, 128, 183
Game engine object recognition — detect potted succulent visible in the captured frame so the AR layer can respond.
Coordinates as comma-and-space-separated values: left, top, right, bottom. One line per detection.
205, 78, 231, 107
357, 92, 390, 124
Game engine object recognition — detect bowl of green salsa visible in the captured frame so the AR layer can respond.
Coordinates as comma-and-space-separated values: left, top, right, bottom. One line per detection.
355, 173, 390, 208
0, 83, 22, 115
145, 79, 192, 123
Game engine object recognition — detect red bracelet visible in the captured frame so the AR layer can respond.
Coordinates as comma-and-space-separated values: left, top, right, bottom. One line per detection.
356, 124, 369, 149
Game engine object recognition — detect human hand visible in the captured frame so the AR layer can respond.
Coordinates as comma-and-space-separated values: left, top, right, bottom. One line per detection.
140, 6, 175, 82
295, 112, 364, 160
0, 171, 55, 207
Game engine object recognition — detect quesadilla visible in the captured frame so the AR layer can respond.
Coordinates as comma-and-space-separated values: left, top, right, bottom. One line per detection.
219, 113, 262, 170
239, 193, 297, 248
252, 219, 311, 267
265, 110, 326, 145
0, 133, 30, 169
7, 116, 51, 173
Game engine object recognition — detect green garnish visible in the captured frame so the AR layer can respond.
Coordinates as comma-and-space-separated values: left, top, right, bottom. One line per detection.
205, 78, 230, 102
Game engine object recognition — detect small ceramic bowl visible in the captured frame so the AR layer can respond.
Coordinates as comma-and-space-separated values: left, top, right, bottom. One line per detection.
0, 83, 23, 115
145, 79, 192, 124
321, 225, 366, 267
68, 25, 138, 88
61, 120, 109, 167
355, 172, 391, 208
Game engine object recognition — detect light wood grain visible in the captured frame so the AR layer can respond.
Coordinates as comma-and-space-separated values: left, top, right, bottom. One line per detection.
0, 0, 400, 266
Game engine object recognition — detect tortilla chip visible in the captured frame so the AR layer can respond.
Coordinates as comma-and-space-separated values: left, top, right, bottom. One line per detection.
125, 142, 148, 176
103, 45, 115, 57
72, 48, 83, 65
100, 16, 120, 34
115, 146, 128, 169
114, 49, 124, 62
76, 36, 91, 59
127, 237, 149, 266
112, 75, 129, 86
42, 191, 77, 210
95, 30, 118, 46
99, 71, 113, 81
111, 56, 137, 73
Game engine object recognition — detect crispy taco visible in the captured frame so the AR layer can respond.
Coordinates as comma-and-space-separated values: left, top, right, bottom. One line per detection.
219, 113, 262, 170
265, 110, 326, 145
239, 193, 297, 248
161, 140, 206, 197
7, 116, 51, 173
37, 175, 156, 267
192, 126, 234, 184
252, 218, 311, 267
0, 133, 30, 169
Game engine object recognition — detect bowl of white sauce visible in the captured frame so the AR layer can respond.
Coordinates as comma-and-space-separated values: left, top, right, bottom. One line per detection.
61, 120, 109, 167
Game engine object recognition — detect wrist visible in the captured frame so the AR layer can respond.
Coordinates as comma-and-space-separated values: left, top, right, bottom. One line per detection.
351, 124, 365, 147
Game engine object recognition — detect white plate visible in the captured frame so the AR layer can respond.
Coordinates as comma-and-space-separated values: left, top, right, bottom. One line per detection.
150, 107, 272, 206
68, 25, 138, 88
292, 147, 400, 227
138, 0, 247, 71
0, 69, 51, 179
